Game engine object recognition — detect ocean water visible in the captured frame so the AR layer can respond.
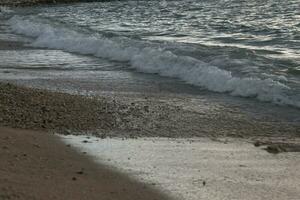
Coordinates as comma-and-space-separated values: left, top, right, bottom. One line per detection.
0, 0, 300, 108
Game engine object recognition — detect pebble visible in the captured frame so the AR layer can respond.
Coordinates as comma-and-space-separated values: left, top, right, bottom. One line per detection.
254, 141, 262, 147
266, 145, 282, 154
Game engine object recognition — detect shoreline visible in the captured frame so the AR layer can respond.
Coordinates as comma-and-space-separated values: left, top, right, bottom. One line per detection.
0, 13, 299, 199
0, 38, 299, 152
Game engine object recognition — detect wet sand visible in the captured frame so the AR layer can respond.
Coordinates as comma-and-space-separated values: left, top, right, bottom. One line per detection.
0, 127, 171, 200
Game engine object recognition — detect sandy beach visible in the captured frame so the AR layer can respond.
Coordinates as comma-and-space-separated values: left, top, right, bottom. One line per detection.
1, 2, 300, 199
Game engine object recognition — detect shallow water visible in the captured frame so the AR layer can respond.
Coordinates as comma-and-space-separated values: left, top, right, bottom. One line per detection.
0, 1, 300, 108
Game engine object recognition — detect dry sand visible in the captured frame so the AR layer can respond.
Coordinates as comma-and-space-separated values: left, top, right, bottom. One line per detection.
61, 135, 300, 200
0, 127, 171, 200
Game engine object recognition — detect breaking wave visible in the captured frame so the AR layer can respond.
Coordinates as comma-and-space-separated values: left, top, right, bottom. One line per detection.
8, 16, 300, 108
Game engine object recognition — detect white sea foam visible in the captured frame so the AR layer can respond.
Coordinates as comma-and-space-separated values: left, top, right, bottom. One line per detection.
7, 16, 300, 108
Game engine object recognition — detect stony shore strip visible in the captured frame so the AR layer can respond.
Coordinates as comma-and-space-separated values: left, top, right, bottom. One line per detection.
0, 81, 299, 153
0, 82, 159, 136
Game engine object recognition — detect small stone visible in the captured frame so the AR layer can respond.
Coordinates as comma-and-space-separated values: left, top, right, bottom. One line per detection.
33, 144, 40, 148
76, 171, 84, 175
202, 181, 206, 186
144, 105, 150, 112
45, 175, 51, 179
266, 145, 282, 154
100, 134, 107, 139
64, 129, 72, 135
72, 177, 77, 181
254, 141, 261, 147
